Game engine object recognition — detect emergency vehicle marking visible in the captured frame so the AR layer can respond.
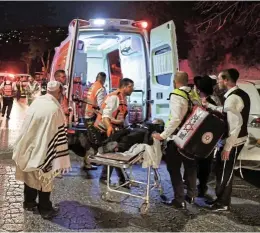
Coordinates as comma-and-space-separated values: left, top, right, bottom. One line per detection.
202, 132, 214, 144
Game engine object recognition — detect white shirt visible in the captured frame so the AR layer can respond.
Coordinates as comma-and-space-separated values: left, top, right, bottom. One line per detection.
96, 87, 106, 108
102, 94, 129, 127
160, 86, 191, 140
207, 86, 247, 152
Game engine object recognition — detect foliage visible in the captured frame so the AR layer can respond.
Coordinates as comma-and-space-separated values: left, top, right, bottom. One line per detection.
185, 2, 260, 74
194, 2, 260, 36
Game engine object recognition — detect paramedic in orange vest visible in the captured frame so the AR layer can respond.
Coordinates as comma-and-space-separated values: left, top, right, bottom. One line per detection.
0, 75, 17, 119
95, 78, 134, 185
84, 72, 107, 170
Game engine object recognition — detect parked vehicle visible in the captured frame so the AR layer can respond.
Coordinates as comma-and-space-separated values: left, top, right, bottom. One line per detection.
50, 18, 179, 133
235, 80, 260, 171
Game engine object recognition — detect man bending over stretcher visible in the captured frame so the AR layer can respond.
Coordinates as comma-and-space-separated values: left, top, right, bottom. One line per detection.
93, 78, 134, 186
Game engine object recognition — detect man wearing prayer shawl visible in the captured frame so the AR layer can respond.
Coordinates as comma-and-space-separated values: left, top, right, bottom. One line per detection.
13, 81, 71, 220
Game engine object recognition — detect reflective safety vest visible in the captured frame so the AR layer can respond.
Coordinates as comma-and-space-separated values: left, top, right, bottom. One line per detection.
3, 82, 13, 97
189, 89, 202, 106
85, 81, 104, 118
165, 88, 199, 128
94, 90, 128, 132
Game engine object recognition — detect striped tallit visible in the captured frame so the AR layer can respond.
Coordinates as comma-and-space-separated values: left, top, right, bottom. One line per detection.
12, 93, 71, 186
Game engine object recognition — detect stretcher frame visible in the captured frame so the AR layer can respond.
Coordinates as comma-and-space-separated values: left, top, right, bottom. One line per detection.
88, 152, 164, 214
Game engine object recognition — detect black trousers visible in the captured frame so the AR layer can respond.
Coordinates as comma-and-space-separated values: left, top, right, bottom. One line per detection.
2, 97, 13, 117
165, 141, 197, 203
197, 153, 214, 195
215, 144, 244, 206
24, 183, 52, 212
86, 122, 126, 182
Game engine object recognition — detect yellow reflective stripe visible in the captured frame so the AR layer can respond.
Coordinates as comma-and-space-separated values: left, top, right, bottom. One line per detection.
165, 89, 189, 127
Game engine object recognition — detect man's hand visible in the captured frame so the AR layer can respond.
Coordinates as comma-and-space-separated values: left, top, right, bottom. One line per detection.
201, 97, 208, 107
221, 150, 230, 161
152, 133, 164, 141
106, 126, 114, 137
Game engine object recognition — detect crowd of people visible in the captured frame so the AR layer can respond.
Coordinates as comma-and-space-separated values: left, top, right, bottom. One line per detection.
0, 75, 47, 119
11, 67, 250, 220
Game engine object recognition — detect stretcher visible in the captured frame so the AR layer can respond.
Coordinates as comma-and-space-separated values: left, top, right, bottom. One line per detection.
88, 152, 165, 215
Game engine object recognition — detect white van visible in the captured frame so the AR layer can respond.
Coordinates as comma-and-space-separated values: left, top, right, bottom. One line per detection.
236, 80, 260, 171
50, 18, 179, 130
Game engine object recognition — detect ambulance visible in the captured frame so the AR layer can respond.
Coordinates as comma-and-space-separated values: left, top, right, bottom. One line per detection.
50, 18, 179, 133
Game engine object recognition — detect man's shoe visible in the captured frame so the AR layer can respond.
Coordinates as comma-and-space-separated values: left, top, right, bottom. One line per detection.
210, 203, 230, 212
23, 202, 38, 211
162, 199, 187, 209
40, 206, 59, 220
185, 195, 195, 204
83, 165, 98, 171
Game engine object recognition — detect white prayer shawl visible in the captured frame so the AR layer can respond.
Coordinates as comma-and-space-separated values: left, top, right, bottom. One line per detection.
12, 94, 71, 186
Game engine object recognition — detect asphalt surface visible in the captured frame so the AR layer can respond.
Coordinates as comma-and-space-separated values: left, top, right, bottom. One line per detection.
0, 98, 260, 232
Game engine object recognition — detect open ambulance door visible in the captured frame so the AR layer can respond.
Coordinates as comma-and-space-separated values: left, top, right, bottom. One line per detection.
66, 19, 80, 103
149, 20, 179, 123
64, 19, 80, 128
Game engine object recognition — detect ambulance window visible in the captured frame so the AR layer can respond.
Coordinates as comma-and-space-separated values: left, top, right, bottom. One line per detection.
153, 45, 172, 86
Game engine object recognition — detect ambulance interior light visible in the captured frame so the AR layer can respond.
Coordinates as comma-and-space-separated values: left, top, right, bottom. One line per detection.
93, 19, 106, 26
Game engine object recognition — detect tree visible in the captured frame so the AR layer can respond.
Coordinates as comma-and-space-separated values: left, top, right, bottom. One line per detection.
185, 2, 260, 75
194, 2, 260, 36
20, 51, 34, 74
27, 39, 53, 74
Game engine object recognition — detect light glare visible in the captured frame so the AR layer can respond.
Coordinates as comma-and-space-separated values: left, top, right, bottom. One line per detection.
93, 19, 106, 26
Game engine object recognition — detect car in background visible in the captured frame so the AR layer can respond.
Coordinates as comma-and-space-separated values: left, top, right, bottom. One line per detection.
236, 80, 260, 172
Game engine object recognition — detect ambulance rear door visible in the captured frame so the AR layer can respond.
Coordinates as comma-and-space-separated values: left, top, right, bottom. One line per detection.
65, 19, 80, 104
149, 20, 179, 123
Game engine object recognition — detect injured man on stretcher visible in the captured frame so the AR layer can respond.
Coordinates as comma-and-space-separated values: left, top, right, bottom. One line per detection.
95, 119, 165, 187
84, 78, 164, 187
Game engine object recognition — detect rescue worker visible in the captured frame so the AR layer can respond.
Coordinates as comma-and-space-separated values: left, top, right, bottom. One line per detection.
84, 72, 107, 170
202, 68, 250, 211
54, 70, 69, 118
26, 76, 40, 106
152, 71, 197, 209
0, 75, 17, 119
95, 78, 134, 185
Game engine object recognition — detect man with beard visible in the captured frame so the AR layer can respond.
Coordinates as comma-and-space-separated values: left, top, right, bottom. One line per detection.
202, 68, 250, 211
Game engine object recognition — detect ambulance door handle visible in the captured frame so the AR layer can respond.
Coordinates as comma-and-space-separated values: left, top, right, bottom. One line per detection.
147, 100, 154, 104
156, 92, 163, 99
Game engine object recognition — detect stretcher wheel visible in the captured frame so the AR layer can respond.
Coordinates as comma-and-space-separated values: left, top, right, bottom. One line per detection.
101, 191, 111, 201
140, 203, 149, 215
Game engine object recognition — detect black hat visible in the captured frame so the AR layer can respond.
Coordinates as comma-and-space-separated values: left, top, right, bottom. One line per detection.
197, 75, 214, 96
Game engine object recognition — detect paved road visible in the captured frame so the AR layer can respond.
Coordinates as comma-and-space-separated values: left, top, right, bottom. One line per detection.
0, 98, 260, 232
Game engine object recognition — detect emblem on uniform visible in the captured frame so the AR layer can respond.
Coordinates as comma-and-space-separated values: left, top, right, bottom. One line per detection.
201, 132, 213, 144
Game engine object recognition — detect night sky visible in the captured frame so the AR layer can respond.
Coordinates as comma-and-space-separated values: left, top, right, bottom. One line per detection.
0, 1, 195, 30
